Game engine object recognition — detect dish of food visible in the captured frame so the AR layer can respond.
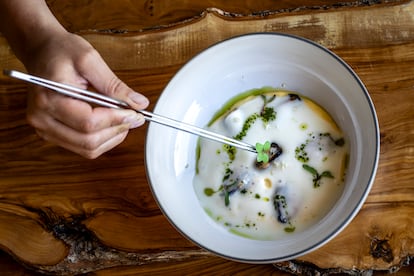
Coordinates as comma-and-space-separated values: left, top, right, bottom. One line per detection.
194, 88, 349, 240
145, 33, 379, 262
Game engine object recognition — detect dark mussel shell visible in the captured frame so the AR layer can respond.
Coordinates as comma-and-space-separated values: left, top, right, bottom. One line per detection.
256, 142, 283, 169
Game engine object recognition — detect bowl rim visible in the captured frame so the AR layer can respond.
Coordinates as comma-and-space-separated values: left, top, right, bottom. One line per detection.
145, 32, 380, 263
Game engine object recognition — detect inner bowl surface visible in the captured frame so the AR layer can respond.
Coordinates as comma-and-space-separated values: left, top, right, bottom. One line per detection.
145, 33, 379, 263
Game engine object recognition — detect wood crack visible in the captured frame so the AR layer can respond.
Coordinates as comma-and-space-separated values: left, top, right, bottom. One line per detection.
273, 255, 413, 275
20, 207, 211, 274
87, 0, 398, 34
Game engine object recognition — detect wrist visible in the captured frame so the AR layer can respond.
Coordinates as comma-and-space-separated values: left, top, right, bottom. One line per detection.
0, 0, 67, 65
22, 27, 68, 68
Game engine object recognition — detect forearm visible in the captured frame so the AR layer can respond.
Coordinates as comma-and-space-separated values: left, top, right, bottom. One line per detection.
0, 0, 67, 64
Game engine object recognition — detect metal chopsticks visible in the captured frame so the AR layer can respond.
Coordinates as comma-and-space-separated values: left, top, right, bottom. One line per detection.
3, 70, 257, 153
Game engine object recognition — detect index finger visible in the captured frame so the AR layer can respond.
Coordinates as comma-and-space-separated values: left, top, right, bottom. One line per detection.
76, 49, 149, 110
42, 89, 144, 133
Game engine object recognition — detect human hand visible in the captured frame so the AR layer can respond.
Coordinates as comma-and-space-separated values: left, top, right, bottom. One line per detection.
24, 32, 149, 158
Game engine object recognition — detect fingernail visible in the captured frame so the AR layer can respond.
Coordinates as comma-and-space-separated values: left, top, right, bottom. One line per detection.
129, 92, 149, 107
123, 113, 145, 129
118, 123, 131, 133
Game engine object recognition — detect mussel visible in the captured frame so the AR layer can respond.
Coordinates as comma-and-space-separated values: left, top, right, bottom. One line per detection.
255, 142, 283, 169
222, 170, 253, 206
273, 185, 300, 225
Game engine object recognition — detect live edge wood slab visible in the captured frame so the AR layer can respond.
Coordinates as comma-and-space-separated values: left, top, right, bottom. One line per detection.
0, 1, 413, 275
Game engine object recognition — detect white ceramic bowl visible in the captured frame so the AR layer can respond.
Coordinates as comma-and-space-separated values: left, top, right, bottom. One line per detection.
145, 33, 380, 263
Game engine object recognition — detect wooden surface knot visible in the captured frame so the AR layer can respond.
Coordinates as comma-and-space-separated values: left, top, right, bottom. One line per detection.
370, 237, 394, 263
33, 207, 109, 255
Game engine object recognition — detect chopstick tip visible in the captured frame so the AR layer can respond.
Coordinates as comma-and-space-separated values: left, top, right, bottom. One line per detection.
2, 69, 12, 76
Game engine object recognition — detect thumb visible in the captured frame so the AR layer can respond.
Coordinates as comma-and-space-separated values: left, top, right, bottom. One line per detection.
78, 50, 149, 110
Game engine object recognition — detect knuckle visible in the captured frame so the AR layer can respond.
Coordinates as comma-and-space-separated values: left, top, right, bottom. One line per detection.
33, 92, 49, 108
26, 109, 45, 130
26, 112, 40, 129
26, 92, 54, 129
29, 91, 50, 112
77, 45, 99, 66
82, 150, 100, 160
34, 129, 48, 141
80, 135, 101, 152
78, 117, 100, 133
106, 76, 124, 98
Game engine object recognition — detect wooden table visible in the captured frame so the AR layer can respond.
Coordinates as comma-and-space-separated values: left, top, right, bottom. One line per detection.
0, 1, 413, 274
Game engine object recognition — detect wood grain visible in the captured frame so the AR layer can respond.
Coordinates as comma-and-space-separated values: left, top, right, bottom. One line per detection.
1, 0, 414, 275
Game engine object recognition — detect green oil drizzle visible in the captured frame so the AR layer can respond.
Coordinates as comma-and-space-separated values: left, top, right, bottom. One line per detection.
194, 87, 349, 239
196, 87, 292, 173
233, 113, 260, 141
204, 208, 213, 218
295, 143, 309, 163
207, 87, 279, 126
229, 228, 255, 239
195, 138, 201, 174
